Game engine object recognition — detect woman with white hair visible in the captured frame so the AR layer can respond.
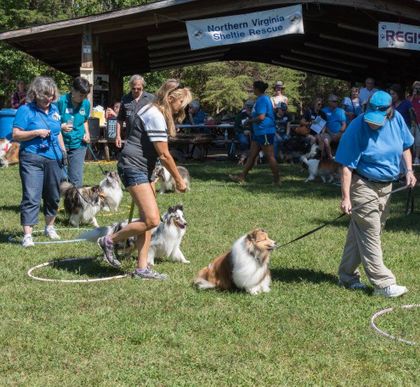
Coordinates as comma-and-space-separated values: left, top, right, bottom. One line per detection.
98, 80, 192, 280
12, 76, 66, 247
115, 74, 154, 148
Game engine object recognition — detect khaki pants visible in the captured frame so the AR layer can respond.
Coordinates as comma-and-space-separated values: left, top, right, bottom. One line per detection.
338, 175, 396, 288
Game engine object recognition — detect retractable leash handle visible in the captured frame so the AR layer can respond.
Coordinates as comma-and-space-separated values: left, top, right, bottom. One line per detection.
277, 185, 411, 249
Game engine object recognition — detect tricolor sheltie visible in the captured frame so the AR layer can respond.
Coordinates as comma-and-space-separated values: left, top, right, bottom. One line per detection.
194, 229, 277, 295
79, 204, 189, 265
60, 182, 106, 227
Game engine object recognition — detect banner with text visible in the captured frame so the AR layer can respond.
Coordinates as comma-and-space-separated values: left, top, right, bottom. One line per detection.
186, 5, 304, 51
378, 22, 420, 51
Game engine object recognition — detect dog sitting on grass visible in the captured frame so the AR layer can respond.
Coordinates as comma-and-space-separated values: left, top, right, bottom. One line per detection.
194, 229, 277, 295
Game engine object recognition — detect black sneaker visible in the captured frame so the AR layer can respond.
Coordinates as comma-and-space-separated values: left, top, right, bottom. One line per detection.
132, 267, 168, 280
97, 236, 121, 268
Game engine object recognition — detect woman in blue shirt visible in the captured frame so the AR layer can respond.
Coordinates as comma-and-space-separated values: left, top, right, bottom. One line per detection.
230, 81, 279, 185
335, 91, 416, 298
57, 77, 91, 187
389, 83, 415, 128
13, 76, 66, 247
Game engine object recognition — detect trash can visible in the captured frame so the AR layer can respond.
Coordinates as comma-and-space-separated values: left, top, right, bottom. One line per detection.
0, 109, 17, 139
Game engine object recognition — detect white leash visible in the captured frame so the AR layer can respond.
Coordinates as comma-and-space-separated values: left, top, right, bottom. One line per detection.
8, 227, 90, 245
27, 257, 128, 283
370, 304, 419, 345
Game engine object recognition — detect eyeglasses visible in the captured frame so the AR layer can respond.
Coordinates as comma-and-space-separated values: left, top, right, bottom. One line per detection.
37, 94, 54, 101
131, 87, 143, 91
369, 104, 390, 111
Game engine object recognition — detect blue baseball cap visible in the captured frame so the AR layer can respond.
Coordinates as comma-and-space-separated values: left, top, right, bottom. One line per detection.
364, 90, 392, 126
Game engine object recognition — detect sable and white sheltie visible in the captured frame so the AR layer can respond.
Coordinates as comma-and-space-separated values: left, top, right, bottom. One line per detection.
154, 165, 191, 194
99, 171, 123, 212
79, 204, 189, 265
0, 139, 19, 168
300, 144, 340, 183
60, 182, 106, 227
194, 229, 277, 295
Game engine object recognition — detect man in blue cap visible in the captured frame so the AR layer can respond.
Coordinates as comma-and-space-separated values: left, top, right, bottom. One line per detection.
335, 90, 416, 298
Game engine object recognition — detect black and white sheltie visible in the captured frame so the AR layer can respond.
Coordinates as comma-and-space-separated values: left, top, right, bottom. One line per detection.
79, 204, 189, 265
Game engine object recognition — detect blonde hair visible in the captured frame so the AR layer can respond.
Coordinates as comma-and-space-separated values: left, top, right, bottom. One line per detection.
155, 79, 179, 100
26, 76, 59, 103
153, 80, 192, 137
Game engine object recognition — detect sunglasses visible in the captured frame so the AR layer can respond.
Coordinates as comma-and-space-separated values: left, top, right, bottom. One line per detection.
369, 104, 390, 111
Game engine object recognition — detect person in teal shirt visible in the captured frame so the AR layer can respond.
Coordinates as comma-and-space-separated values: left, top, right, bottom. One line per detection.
56, 77, 91, 187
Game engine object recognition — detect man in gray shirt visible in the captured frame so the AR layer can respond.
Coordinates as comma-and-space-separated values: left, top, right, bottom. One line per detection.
115, 74, 154, 148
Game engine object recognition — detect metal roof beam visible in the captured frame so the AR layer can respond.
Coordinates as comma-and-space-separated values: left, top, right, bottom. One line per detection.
303, 42, 388, 63
289, 49, 368, 68
280, 55, 353, 73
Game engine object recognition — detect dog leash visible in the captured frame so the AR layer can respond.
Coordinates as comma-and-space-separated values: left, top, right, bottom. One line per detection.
86, 143, 107, 175
277, 185, 411, 249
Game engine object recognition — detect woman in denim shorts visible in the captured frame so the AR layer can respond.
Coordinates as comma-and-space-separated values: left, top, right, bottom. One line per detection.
98, 80, 192, 280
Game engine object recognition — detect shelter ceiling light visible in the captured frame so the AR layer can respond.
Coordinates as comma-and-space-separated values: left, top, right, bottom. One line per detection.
290, 49, 368, 68
304, 42, 388, 63
280, 55, 352, 73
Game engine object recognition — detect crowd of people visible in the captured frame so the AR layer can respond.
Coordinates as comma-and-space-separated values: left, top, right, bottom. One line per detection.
6, 73, 419, 295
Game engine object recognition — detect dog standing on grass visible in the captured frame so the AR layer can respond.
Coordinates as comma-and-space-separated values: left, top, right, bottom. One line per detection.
79, 204, 189, 266
194, 228, 277, 295
154, 165, 191, 194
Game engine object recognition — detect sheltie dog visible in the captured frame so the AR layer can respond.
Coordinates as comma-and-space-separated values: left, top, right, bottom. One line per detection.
300, 144, 340, 183
154, 165, 191, 194
60, 182, 106, 227
99, 171, 123, 212
0, 139, 19, 168
79, 204, 189, 265
194, 229, 277, 295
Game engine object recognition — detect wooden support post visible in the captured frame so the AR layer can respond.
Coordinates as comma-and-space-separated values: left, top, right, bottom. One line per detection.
80, 25, 93, 109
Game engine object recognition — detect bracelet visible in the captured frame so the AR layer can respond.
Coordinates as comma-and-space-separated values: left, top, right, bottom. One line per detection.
406, 169, 413, 173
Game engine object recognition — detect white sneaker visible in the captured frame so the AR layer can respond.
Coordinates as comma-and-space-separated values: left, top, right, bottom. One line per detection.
44, 225, 60, 240
374, 284, 408, 298
22, 234, 34, 248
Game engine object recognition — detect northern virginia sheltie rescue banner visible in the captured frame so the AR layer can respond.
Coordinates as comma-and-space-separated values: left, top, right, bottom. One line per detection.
378, 22, 420, 51
186, 5, 304, 50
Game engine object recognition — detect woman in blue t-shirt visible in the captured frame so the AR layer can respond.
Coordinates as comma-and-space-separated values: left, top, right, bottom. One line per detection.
335, 91, 416, 298
57, 77, 91, 187
12, 76, 66, 247
230, 81, 279, 184
389, 83, 415, 128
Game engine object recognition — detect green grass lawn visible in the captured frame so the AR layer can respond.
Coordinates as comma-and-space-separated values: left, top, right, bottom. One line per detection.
0, 160, 419, 386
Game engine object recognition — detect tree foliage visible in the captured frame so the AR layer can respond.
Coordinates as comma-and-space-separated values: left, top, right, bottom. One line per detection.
0, 0, 349, 116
